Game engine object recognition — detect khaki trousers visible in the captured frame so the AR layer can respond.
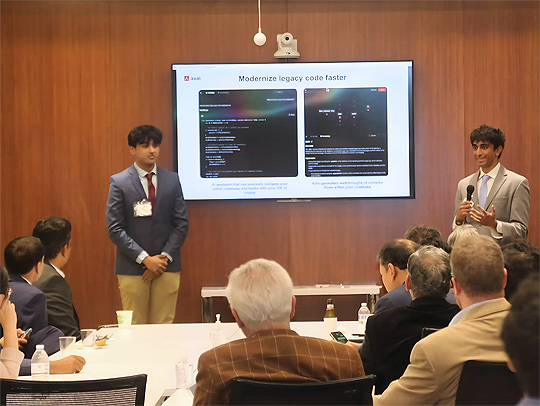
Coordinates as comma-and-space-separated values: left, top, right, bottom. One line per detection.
117, 272, 180, 324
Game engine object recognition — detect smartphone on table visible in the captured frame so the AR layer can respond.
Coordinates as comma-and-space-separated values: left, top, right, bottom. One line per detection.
330, 331, 348, 344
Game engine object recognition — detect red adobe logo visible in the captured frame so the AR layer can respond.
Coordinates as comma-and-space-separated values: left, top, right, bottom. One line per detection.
184, 76, 190, 81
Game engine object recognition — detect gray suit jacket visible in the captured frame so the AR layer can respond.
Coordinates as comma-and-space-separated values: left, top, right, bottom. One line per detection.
374, 298, 510, 406
33, 261, 80, 339
454, 164, 529, 245
106, 164, 189, 275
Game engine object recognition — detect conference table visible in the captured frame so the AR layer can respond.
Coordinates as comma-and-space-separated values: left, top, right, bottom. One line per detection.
28, 320, 364, 406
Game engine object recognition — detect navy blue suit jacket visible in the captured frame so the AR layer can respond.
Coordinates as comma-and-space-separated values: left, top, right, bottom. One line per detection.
106, 164, 189, 275
374, 284, 411, 314
8, 273, 48, 332
374, 283, 456, 314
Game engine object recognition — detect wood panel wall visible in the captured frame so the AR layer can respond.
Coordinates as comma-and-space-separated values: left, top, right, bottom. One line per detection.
1, 1, 538, 327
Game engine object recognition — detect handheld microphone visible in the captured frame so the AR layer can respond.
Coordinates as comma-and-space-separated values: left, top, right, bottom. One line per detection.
466, 185, 475, 201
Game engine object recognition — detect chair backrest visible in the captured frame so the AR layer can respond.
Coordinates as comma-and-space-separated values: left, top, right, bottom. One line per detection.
455, 360, 522, 405
0, 374, 147, 406
229, 374, 376, 405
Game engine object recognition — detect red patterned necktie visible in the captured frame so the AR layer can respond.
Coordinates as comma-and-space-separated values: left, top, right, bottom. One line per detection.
146, 173, 155, 209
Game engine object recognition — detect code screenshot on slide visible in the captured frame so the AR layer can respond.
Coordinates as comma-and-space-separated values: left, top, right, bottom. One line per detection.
199, 89, 298, 178
304, 87, 388, 177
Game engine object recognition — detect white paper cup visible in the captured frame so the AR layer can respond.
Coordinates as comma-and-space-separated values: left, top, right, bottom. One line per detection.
59, 336, 76, 351
116, 310, 133, 329
80, 329, 96, 347
323, 317, 338, 338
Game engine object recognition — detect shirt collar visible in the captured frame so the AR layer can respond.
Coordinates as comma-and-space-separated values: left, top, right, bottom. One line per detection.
134, 162, 156, 178
50, 263, 65, 279
448, 298, 499, 326
20, 275, 32, 285
480, 162, 500, 180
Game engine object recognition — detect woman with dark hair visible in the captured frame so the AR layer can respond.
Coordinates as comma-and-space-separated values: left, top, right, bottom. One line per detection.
0, 266, 24, 378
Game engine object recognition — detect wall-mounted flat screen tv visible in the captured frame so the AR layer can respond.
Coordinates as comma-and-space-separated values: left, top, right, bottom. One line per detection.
172, 61, 414, 200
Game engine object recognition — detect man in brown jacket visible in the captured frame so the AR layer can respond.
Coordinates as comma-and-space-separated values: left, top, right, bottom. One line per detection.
193, 258, 365, 405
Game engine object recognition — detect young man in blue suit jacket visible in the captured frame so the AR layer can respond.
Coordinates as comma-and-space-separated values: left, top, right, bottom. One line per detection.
3, 237, 85, 375
106, 125, 189, 324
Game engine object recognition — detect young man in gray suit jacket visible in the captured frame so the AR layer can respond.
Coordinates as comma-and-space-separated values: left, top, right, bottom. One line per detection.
106, 125, 189, 324
454, 124, 529, 245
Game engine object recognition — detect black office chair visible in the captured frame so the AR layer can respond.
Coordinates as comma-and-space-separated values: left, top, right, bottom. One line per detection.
455, 360, 522, 405
229, 374, 376, 405
0, 374, 147, 406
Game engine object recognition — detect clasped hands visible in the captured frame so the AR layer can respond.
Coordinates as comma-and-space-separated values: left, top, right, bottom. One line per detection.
456, 200, 497, 229
141, 254, 169, 281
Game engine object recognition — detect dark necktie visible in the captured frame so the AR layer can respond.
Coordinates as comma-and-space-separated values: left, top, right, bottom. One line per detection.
146, 173, 155, 209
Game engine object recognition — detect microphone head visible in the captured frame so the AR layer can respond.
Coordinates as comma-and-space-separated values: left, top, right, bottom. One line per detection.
466, 185, 475, 201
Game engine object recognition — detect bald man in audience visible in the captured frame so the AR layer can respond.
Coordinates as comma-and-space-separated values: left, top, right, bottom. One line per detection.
374, 235, 510, 405
374, 239, 419, 313
194, 259, 365, 405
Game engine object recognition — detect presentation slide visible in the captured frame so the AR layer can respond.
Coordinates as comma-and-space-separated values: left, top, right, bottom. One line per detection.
172, 61, 413, 200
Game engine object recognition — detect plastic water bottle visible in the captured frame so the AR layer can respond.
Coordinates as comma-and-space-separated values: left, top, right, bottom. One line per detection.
31, 344, 50, 377
210, 313, 226, 348
358, 303, 370, 334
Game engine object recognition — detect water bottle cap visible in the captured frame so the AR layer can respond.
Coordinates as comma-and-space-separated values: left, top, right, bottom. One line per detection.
36, 344, 44, 349
215, 313, 222, 329
361, 302, 367, 306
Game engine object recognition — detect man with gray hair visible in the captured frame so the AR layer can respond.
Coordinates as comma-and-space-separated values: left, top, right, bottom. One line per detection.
447, 223, 479, 248
193, 259, 365, 405
375, 235, 510, 405
360, 246, 459, 394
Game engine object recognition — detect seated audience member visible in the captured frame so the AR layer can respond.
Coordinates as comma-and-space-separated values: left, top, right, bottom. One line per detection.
502, 240, 539, 300
414, 237, 456, 303
447, 223, 479, 248
360, 246, 459, 394
403, 225, 442, 244
32, 216, 81, 339
501, 274, 539, 405
3, 237, 85, 375
374, 239, 419, 313
418, 236, 452, 254
4, 237, 49, 332
0, 266, 24, 378
374, 235, 510, 405
194, 258, 365, 405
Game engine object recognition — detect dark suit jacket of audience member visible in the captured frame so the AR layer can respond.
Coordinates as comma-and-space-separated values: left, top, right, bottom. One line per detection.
374, 283, 457, 314
360, 296, 460, 394
374, 284, 412, 314
33, 261, 80, 339
7, 273, 48, 332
